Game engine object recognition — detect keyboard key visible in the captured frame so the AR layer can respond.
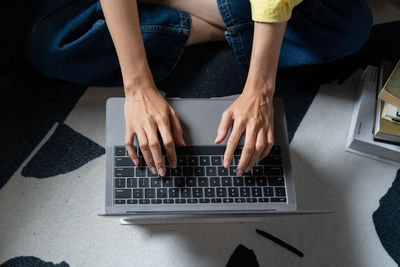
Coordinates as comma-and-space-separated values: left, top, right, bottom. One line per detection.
275, 187, 286, 196
234, 155, 241, 165
243, 170, 252, 176
177, 157, 187, 166
115, 189, 131, 198
271, 197, 287, 202
270, 146, 281, 155
171, 167, 182, 176
115, 178, 126, 188
151, 178, 161, 187
115, 146, 126, 156
147, 168, 159, 177
188, 157, 199, 166
253, 166, 263, 176
211, 156, 222, 165
186, 177, 197, 187
263, 187, 274, 197
192, 188, 203, 198
157, 188, 168, 198
162, 177, 173, 187
210, 177, 220, 186
216, 188, 227, 197
145, 188, 155, 198
132, 189, 143, 198
139, 178, 149, 187
205, 188, 215, 197
264, 167, 283, 176
194, 167, 205, 176
246, 198, 257, 203
188, 199, 198, 204
151, 199, 162, 204
228, 188, 239, 197
199, 199, 210, 203
139, 199, 150, 204
115, 168, 134, 177
169, 188, 179, 198
206, 167, 217, 176
256, 177, 268, 186
229, 166, 237, 176
174, 177, 185, 187
222, 177, 232, 186
127, 199, 138, 204
217, 167, 229, 176
211, 198, 222, 203
175, 199, 186, 204
183, 167, 194, 176
235, 198, 246, 203
258, 198, 269, 202
200, 156, 210, 166
261, 156, 282, 165
233, 176, 244, 186
115, 199, 125, 204
251, 187, 262, 197
115, 157, 134, 166
244, 177, 256, 186
223, 198, 234, 203
181, 188, 191, 198
163, 199, 174, 204
268, 176, 285, 186
127, 178, 137, 188
198, 177, 209, 187
240, 188, 250, 197
164, 167, 171, 176
136, 168, 147, 177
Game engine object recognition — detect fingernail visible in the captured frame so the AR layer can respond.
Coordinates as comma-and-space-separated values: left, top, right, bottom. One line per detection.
158, 167, 165, 176
171, 162, 177, 169
134, 158, 139, 166
236, 169, 243, 176
224, 160, 229, 168
150, 166, 157, 174
245, 166, 251, 172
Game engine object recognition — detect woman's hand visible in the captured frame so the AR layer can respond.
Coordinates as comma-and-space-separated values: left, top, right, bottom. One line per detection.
215, 87, 274, 175
124, 85, 185, 176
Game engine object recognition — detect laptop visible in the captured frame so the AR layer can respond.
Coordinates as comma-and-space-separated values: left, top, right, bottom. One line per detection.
103, 97, 298, 223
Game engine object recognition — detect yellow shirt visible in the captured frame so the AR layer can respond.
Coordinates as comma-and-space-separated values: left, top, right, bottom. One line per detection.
250, 0, 303, 22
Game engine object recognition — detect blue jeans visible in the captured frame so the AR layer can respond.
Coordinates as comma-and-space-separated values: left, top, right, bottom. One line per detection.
26, 0, 372, 86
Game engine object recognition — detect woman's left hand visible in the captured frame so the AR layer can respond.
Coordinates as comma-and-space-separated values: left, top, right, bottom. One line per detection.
214, 87, 275, 176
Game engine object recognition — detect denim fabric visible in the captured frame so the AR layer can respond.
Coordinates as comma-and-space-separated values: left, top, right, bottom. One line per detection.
26, 0, 372, 86
26, 0, 191, 86
217, 0, 373, 69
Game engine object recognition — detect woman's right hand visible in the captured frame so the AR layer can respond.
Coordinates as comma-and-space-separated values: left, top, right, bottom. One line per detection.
124, 84, 185, 176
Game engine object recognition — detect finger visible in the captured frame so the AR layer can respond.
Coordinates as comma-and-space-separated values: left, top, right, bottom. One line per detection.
215, 110, 233, 144
237, 126, 257, 175
259, 128, 274, 161
169, 107, 185, 146
245, 130, 266, 171
124, 129, 139, 166
146, 122, 166, 176
223, 119, 245, 168
158, 120, 177, 169
136, 129, 157, 174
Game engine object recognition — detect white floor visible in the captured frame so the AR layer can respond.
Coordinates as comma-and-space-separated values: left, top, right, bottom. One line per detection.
1, 2, 400, 266
0, 68, 399, 266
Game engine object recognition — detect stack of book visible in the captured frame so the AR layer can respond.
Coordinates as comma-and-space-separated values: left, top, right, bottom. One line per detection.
346, 60, 400, 166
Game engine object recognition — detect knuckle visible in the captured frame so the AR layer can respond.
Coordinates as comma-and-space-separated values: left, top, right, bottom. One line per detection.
243, 145, 254, 154
149, 139, 159, 148
255, 142, 265, 151
163, 138, 174, 147
140, 141, 149, 150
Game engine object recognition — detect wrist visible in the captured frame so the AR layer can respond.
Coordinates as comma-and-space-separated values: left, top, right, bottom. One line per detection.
124, 73, 157, 98
244, 75, 275, 97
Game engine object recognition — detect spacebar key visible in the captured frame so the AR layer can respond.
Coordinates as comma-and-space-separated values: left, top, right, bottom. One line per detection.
175, 146, 227, 155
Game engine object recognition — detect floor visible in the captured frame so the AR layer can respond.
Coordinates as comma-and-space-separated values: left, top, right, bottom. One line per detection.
0, 1, 400, 266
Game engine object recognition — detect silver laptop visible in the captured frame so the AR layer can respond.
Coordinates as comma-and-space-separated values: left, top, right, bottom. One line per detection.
103, 97, 297, 223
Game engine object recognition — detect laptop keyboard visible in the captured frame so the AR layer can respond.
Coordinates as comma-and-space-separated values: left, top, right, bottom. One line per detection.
113, 146, 287, 205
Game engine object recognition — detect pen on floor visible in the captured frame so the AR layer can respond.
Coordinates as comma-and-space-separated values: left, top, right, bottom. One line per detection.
256, 229, 304, 258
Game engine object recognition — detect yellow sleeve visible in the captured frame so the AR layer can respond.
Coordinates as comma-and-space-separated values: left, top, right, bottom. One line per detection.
249, 0, 303, 23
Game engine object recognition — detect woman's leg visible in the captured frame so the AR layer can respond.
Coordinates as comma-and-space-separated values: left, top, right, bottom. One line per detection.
25, 0, 223, 86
